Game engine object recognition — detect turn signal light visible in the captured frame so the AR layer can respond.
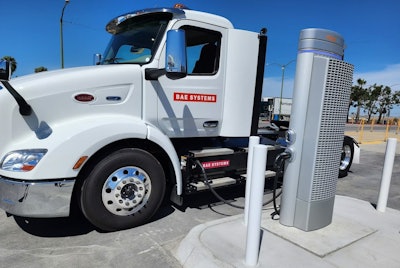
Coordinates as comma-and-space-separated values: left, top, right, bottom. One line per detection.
73, 156, 88, 170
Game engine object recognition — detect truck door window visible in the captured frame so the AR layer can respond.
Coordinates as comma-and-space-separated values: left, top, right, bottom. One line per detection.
180, 26, 221, 75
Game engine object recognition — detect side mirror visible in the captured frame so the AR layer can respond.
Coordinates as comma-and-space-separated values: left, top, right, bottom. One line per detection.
165, 29, 187, 79
93, 53, 102, 65
0, 60, 11, 80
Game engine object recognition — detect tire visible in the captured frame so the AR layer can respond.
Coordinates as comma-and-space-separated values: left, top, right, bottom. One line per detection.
339, 136, 354, 178
80, 148, 166, 231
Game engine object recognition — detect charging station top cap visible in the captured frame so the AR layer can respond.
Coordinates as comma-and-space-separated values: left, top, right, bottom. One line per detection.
298, 28, 345, 59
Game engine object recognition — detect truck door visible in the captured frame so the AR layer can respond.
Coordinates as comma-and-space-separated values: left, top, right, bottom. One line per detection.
156, 23, 225, 138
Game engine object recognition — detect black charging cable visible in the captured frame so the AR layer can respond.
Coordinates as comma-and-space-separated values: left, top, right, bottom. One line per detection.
195, 159, 283, 210
270, 151, 291, 219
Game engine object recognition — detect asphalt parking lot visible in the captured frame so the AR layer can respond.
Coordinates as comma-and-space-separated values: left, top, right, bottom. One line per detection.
336, 141, 400, 210
0, 140, 398, 268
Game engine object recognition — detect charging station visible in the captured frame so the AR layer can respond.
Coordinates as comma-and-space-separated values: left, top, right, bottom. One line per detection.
279, 28, 354, 231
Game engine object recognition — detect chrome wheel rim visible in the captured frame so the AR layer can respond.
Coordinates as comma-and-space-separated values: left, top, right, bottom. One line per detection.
102, 166, 151, 216
340, 145, 352, 171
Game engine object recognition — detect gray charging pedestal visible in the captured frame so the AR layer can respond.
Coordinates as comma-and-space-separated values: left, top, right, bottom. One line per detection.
279, 28, 354, 231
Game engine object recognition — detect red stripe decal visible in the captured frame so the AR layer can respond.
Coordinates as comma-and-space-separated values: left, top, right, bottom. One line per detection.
174, 92, 217, 102
201, 160, 230, 169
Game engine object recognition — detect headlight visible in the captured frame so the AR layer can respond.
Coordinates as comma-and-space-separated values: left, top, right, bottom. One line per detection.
0, 149, 47, 172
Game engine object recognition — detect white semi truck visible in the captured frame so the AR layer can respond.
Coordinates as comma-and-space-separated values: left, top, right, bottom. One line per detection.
0, 4, 356, 231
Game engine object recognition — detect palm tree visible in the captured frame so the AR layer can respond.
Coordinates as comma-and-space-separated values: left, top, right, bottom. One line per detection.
35, 66, 48, 73
1, 56, 17, 75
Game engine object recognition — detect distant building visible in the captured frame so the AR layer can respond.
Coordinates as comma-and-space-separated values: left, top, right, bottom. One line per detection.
261, 97, 292, 121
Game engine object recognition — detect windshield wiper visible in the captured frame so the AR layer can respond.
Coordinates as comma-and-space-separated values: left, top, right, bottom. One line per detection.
0, 80, 32, 116
103, 57, 124, 64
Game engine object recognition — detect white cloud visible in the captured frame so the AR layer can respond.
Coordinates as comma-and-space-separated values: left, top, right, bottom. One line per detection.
353, 63, 400, 89
262, 77, 294, 99
263, 63, 400, 117
353, 63, 400, 117
264, 63, 400, 98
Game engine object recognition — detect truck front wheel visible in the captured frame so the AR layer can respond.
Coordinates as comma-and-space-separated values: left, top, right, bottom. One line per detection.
80, 148, 166, 231
339, 136, 354, 178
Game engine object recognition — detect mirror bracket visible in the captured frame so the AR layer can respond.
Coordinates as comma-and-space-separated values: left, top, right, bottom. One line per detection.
0, 60, 11, 80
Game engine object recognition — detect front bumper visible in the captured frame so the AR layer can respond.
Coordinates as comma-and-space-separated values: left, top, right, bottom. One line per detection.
0, 176, 75, 217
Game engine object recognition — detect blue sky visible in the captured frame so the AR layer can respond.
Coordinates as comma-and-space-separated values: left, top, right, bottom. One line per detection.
2, 0, 400, 115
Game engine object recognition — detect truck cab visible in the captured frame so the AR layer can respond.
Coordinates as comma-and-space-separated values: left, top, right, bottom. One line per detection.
0, 5, 269, 231
101, 7, 260, 138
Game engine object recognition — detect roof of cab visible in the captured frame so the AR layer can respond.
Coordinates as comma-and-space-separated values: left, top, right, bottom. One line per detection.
106, 6, 234, 34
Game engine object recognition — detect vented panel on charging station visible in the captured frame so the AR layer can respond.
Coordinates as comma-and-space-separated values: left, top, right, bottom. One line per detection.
310, 59, 353, 201
279, 28, 354, 231
294, 56, 353, 231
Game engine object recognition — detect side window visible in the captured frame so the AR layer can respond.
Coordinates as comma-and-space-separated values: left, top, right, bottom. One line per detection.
180, 26, 221, 75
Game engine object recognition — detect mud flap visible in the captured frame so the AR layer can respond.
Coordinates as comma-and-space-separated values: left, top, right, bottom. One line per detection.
353, 143, 360, 164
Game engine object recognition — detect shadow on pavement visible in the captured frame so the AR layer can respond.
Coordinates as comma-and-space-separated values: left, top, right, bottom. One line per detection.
10, 181, 278, 238
12, 203, 177, 237
13, 213, 94, 237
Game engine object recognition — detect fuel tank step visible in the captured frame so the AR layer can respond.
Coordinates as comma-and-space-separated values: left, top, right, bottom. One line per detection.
189, 176, 236, 191
240, 170, 276, 179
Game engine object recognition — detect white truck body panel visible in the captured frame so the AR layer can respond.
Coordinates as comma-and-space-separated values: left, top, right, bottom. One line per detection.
1, 65, 144, 179
220, 29, 259, 136
154, 19, 228, 137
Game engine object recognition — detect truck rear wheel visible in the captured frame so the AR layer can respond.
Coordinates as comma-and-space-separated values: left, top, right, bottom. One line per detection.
339, 136, 354, 178
80, 148, 166, 231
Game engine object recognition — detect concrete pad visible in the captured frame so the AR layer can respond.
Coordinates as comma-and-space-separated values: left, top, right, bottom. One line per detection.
174, 216, 242, 268
174, 195, 400, 268
261, 213, 376, 257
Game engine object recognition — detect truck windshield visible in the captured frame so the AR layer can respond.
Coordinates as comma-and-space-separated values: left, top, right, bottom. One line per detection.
102, 13, 172, 65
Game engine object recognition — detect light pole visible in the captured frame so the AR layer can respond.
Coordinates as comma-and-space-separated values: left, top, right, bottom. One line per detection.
267, 60, 296, 119
60, 0, 70, 69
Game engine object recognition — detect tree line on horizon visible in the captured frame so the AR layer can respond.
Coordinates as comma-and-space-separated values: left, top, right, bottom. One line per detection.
1, 56, 47, 75
350, 79, 400, 124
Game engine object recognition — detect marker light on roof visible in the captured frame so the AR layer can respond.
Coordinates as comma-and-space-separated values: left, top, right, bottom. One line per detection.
174, 3, 189, 9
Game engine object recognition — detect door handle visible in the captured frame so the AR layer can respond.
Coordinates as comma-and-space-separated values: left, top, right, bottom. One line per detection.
203, 121, 219, 128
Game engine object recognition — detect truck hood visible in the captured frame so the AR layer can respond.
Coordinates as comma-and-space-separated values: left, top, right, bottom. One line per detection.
6, 65, 141, 100
0, 64, 143, 160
